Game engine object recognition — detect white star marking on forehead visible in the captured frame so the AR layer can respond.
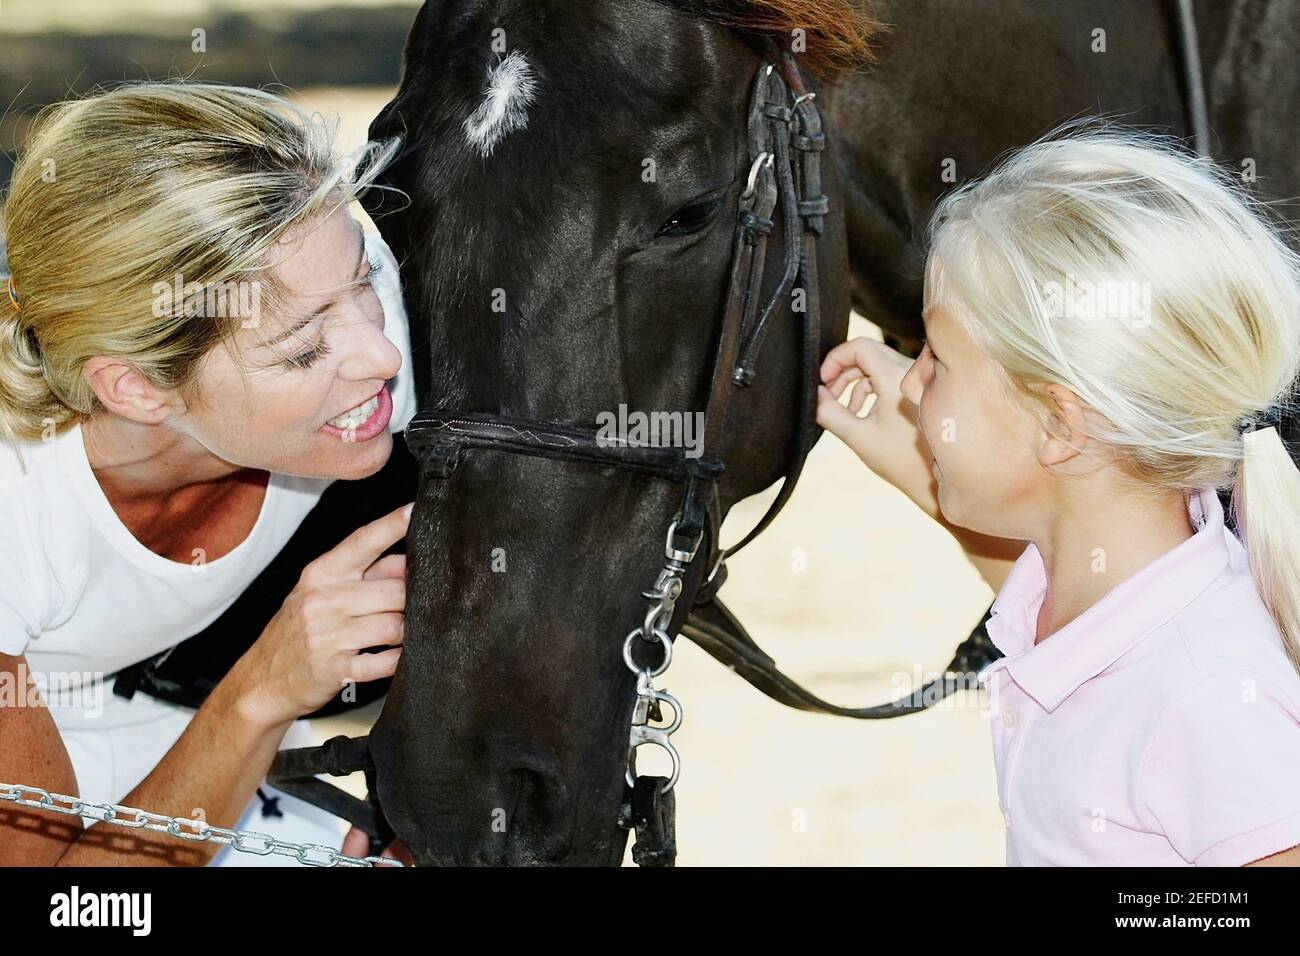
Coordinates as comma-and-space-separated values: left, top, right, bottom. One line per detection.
463, 51, 538, 158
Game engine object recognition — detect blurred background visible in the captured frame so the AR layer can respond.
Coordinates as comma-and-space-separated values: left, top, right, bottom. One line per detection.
1, 0, 1004, 865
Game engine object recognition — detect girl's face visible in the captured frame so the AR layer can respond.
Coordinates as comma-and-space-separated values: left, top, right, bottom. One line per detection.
178, 206, 401, 480
900, 256, 1045, 539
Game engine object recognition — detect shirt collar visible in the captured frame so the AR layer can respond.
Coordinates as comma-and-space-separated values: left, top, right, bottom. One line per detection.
978, 487, 1233, 711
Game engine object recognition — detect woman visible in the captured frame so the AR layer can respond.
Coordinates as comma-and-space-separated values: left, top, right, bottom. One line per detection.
0, 81, 418, 865
818, 129, 1300, 865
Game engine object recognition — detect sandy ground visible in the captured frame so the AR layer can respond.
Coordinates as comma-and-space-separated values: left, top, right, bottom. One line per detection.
294, 86, 1008, 866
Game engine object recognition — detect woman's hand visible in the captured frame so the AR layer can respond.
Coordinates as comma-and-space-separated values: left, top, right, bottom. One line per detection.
229, 503, 413, 729
340, 825, 414, 865
816, 336, 936, 513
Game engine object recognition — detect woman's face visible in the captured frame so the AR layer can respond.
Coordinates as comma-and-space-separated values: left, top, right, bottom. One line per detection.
900, 255, 1044, 538
178, 206, 401, 480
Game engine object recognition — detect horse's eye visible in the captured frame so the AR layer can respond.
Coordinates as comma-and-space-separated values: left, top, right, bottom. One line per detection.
655, 196, 724, 239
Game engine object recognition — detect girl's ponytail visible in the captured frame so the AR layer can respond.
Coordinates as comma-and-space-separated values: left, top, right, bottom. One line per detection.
1233, 414, 1300, 672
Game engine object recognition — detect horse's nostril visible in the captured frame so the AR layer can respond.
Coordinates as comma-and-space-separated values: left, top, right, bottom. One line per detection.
488, 759, 573, 862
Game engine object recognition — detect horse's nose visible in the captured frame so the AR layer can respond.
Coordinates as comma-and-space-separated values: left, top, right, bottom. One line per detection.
484, 743, 574, 862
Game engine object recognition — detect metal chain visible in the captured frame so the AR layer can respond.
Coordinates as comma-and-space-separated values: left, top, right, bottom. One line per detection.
621, 520, 693, 792
0, 782, 403, 867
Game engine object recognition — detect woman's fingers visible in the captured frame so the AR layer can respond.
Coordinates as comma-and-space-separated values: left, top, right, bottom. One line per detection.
363, 552, 406, 582
332, 579, 406, 619
310, 503, 413, 580
340, 825, 371, 858
348, 647, 402, 683
345, 611, 405, 650
381, 840, 415, 865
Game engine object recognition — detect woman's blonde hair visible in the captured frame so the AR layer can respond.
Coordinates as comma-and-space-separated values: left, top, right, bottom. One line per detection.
928, 125, 1300, 674
0, 80, 400, 445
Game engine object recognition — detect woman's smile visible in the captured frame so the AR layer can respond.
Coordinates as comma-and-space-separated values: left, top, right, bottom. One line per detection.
321, 384, 393, 442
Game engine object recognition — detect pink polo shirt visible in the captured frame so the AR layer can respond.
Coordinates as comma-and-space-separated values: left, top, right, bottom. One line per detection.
976, 486, 1300, 866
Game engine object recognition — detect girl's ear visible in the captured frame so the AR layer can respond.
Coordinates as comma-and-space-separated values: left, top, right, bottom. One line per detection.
1033, 382, 1090, 467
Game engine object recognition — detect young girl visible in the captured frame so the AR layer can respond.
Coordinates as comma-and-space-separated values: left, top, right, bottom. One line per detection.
818, 129, 1300, 867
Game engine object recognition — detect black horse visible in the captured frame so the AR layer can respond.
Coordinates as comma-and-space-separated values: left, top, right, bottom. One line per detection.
351, 0, 1300, 866
127, 0, 1300, 865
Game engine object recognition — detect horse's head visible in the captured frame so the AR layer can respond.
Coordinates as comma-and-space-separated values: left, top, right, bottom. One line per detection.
364, 0, 868, 865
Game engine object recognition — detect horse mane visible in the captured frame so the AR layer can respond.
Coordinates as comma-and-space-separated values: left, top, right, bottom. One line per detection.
649, 0, 883, 77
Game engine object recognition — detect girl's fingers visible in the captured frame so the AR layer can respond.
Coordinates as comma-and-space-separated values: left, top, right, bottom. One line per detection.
829, 367, 867, 399
817, 384, 872, 437
820, 337, 870, 382
848, 380, 875, 415
821, 338, 863, 379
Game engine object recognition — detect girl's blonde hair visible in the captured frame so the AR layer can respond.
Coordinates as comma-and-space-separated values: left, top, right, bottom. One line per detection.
928, 126, 1300, 674
0, 80, 400, 446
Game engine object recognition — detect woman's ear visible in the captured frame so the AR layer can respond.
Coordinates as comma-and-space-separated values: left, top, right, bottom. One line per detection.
82, 357, 185, 425
1032, 382, 1090, 467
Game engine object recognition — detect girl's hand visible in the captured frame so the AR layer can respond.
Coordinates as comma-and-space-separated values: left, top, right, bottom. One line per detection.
230, 503, 413, 729
816, 337, 936, 512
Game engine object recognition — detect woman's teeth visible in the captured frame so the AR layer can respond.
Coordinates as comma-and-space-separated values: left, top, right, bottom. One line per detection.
328, 395, 379, 429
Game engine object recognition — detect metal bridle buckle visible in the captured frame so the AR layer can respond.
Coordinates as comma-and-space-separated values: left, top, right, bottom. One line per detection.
663, 519, 702, 565
623, 510, 702, 796
625, 673, 683, 791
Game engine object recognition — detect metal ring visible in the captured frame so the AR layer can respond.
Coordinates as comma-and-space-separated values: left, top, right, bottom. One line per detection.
793, 92, 817, 107
705, 550, 726, 586
648, 688, 683, 735
625, 738, 682, 792
623, 627, 672, 678
742, 152, 774, 199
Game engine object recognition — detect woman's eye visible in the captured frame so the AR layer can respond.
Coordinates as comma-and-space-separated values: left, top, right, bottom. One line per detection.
656, 196, 724, 239
362, 262, 381, 286
283, 340, 331, 370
